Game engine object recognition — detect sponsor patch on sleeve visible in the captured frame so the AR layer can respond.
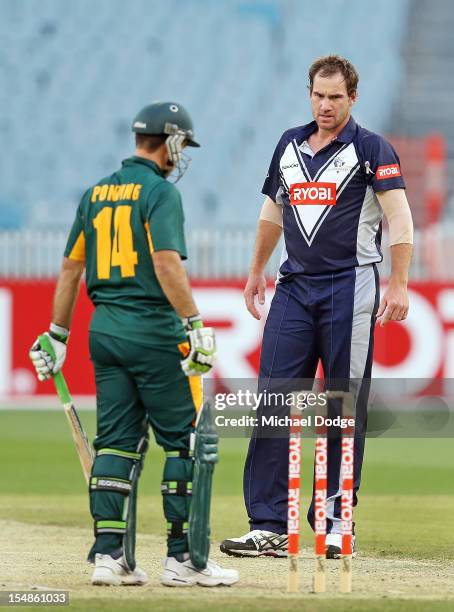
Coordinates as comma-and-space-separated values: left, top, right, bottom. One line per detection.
376, 164, 401, 180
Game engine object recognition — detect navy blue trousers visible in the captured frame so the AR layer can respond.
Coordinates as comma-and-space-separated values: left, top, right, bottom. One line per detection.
243, 265, 379, 535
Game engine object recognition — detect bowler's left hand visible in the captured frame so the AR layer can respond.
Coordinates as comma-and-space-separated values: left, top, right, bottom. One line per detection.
376, 281, 409, 327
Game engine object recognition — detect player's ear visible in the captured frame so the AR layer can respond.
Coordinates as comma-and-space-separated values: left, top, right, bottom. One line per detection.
349, 90, 357, 106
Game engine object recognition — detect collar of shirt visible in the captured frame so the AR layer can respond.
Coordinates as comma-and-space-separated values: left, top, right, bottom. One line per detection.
300, 140, 315, 157
122, 156, 166, 177
299, 115, 357, 147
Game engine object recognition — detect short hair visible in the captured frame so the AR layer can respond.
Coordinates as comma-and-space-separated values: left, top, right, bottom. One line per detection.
308, 55, 359, 96
135, 133, 167, 152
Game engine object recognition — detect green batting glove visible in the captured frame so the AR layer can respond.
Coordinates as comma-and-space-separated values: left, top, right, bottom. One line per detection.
181, 315, 216, 377
29, 323, 69, 381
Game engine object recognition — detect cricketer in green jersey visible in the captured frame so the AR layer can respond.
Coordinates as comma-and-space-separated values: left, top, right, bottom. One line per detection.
29, 101, 239, 588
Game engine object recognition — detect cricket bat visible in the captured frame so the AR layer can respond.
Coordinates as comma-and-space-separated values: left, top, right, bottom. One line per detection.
39, 334, 94, 484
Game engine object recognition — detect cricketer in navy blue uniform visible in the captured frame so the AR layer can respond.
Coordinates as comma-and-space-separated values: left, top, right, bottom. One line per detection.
243, 116, 405, 537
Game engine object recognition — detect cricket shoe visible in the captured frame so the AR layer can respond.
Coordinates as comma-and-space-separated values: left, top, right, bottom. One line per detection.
91, 553, 148, 586
325, 533, 356, 559
161, 556, 239, 587
220, 530, 288, 558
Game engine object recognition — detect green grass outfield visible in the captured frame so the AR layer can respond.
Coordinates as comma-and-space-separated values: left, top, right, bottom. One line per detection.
17, 599, 454, 612
1, 409, 454, 611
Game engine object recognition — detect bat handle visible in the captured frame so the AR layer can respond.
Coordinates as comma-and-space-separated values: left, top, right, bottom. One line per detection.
37, 334, 72, 404
52, 371, 72, 405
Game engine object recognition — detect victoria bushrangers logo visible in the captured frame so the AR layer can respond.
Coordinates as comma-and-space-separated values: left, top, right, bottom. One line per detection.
334, 157, 352, 173
376, 164, 401, 180
290, 182, 337, 206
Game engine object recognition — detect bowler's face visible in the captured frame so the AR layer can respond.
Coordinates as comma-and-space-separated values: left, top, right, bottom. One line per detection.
310, 72, 356, 132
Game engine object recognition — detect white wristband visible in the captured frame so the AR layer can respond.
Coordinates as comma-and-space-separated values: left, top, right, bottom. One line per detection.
50, 322, 70, 337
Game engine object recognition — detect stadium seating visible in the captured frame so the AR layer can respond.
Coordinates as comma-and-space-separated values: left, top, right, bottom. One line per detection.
0, 0, 410, 230
390, 0, 454, 220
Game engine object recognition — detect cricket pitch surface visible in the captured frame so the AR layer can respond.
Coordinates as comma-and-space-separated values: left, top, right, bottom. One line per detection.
2, 520, 454, 612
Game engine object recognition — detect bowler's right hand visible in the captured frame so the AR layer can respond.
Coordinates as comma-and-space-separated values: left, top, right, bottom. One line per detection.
244, 273, 266, 320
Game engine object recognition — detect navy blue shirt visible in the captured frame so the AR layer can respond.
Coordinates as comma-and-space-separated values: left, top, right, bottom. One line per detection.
262, 117, 405, 278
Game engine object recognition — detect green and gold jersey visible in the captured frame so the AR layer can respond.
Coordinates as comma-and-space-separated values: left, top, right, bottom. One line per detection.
64, 156, 187, 347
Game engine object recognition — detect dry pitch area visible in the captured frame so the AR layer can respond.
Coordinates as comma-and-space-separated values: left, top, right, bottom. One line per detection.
2, 520, 454, 612
2, 413, 454, 611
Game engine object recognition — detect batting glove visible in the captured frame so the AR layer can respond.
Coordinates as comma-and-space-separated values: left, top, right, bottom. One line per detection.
181, 315, 216, 377
29, 323, 69, 381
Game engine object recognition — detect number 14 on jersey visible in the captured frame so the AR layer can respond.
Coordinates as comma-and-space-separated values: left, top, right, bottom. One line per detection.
93, 206, 138, 279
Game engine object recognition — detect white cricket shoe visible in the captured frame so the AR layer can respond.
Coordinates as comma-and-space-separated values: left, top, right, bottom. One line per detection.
161, 556, 239, 587
91, 553, 148, 586
220, 530, 288, 558
326, 533, 357, 559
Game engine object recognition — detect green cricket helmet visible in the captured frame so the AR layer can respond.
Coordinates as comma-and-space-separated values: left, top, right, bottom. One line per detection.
131, 101, 200, 147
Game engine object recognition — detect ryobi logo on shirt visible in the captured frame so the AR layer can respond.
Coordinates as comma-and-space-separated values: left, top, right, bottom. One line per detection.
376, 164, 401, 180
290, 182, 337, 206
